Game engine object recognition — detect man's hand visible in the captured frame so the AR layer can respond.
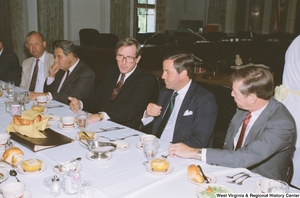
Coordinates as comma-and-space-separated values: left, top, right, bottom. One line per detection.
88, 114, 101, 124
29, 92, 47, 100
49, 62, 60, 78
168, 143, 199, 159
145, 103, 162, 118
68, 97, 81, 113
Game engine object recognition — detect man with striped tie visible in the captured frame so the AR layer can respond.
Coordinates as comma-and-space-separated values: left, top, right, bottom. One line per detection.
168, 66, 296, 181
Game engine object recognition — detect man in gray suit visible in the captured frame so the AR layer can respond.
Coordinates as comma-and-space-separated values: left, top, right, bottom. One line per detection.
30, 40, 95, 105
168, 66, 296, 181
20, 31, 54, 92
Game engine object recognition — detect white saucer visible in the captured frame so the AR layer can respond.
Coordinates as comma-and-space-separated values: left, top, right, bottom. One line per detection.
112, 140, 130, 151
136, 141, 160, 150
53, 163, 82, 174
86, 151, 112, 161
0, 168, 9, 183
254, 187, 264, 193
33, 100, 51, 106
17, 162, 47, 175
145, 163, 174, 175
0, 190, 31, 198
58, 122, 78, 130
187, 173, 217, 185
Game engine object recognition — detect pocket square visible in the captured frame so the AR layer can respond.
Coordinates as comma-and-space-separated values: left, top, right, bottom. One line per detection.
183, 110, 193, 116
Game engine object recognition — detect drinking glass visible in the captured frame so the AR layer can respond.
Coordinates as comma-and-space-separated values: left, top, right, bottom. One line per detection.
77, 180, 93, 198
268, 180, 289, 193
143, 136, 158, 165
76, 110, 88, 132
5, 81, 15, 99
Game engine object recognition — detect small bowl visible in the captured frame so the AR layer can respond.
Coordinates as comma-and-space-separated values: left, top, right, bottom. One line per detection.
36, 95, 48, 104
150, 158, 170, 172
61, 116, 75, 126
1, 182, 26, 198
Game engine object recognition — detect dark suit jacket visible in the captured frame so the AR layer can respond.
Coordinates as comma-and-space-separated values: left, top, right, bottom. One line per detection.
144, 81, 218, 148
206, 97, 296, 180
44, 59, 95, 104
82, 64, 156, 129
0, 47, 21, 85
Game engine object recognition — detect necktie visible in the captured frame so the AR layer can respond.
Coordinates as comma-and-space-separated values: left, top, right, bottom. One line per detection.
235, 112, 252, 150
29, 59, 39, 91
110, 73, 125, 100
156, 92, 178, 138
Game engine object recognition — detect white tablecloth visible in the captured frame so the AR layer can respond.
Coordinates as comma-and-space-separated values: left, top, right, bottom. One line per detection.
0, 84, 299, 197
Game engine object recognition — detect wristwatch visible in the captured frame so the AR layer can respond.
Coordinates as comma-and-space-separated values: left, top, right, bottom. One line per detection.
197, 149, 202, 161
97, 112, 104, 121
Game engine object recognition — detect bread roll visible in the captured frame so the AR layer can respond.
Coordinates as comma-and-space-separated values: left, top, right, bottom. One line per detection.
78, 131, 95, 140
188, 164, 204, 183
31, 105, 44, 112
3, 147, 24, 165
150, 158, 170, 172
21, 158, 42, 172
13, 115, 41, 126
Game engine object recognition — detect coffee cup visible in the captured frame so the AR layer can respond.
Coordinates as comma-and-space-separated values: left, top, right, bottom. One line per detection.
0, 134, 10, 145
257, 178, 273, 193
140, 134, 156, 144
1, 182, 26, 198
36, 95, 48, 104
62, 116, 75, 126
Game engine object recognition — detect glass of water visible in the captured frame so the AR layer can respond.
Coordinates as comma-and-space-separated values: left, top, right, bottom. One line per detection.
5, 81, 15, 99
268, 180, 289, 193
143, 136, 158, 165
76, 110, 88, 133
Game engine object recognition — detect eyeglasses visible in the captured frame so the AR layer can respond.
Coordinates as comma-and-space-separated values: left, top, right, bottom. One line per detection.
116, 54, 136, 63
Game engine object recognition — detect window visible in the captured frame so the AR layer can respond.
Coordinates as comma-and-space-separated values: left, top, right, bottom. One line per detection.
137, 0, 156, 33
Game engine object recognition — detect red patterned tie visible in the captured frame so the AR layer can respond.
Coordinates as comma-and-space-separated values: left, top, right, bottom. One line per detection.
29, 59, 39, 91
235, 112, 252, 150
110, 73, 125, 100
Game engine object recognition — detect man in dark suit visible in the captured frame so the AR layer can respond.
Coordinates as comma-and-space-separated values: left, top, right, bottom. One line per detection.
30, 40, 95, 104
0, 36, 21, 85
142, 53, 218, 148
168, 66, 296, 180
69, 38, 156, 129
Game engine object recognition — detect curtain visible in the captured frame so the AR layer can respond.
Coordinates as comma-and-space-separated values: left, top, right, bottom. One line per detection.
37, 0, 64, 53
156, 0, 166, 33
110, 0, 131, 39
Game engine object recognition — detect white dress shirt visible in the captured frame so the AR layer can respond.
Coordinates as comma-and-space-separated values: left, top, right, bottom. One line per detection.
33, 51, 46, 92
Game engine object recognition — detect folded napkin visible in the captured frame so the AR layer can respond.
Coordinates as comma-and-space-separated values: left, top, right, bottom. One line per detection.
6, 110, 50, 138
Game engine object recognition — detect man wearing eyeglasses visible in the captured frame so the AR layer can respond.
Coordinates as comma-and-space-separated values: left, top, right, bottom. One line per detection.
69, 37, 156, 129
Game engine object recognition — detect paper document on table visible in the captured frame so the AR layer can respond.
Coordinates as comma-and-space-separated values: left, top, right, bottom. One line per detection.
231, 64, 270, 70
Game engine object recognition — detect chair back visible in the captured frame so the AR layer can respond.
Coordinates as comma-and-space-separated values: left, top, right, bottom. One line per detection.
197, 81, 236, 148
79, 28, 100, 47
148, 72, 162, 103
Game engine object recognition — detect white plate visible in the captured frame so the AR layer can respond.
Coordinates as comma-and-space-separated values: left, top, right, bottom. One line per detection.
196, 184, 233, 198
86, 151, 112, 161
58, 122, 78, 130
136, 141, 160, 150
254, 187, 264, 193
33, 100, 51, 106
145, 163, 174, 175
187, 173, 217, 185
112, 140, 130, 151
17, 162, 47, 175
0, 190, 31, 198
0, 168, 9, 183
53, 163, 82, 174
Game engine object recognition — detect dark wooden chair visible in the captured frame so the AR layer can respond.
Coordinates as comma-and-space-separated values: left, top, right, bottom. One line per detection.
79, 28, 99, 47
197, 81, 236, 148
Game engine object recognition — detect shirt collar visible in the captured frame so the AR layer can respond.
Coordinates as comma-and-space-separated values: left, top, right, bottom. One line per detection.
37, 51, 46, 63
68, 58, 80, 73
175, 79, 192, 100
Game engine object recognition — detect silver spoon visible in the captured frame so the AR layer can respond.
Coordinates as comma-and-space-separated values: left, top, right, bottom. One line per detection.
9, 169, 20, 182
227, 174, 249, 184
99, 136, 115, 141
226, 172, 246, 179
161, 154, 169, 158
116, 134, 139, 140
236, 175, 251, 185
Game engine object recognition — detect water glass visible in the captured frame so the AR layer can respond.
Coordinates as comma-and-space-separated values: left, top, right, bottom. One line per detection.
4, 101, 13, 112
143, 136, 158, 165
10, 104, 22, 116
5, 81, 15, 99
77, 180, 93, 198
268, 180, 289, 193
77, 110, 88, 132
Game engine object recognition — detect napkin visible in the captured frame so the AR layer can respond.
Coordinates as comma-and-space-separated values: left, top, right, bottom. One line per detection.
6, 110, 50, 138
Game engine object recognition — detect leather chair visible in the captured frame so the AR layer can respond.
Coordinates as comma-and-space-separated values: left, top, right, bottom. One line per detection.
94, 33, 119, 49
148, 72, 162, 103
197, 81, 236, 148
79, 28, 100, 47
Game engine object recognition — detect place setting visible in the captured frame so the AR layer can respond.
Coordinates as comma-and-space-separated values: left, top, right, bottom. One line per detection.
58, 116, 78, 130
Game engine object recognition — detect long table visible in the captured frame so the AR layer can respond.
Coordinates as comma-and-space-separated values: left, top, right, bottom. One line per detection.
0, 85, 299, 197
